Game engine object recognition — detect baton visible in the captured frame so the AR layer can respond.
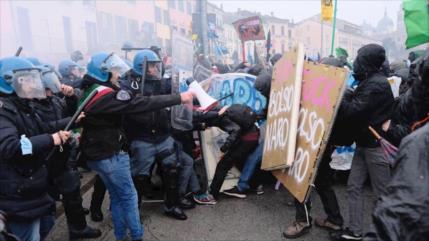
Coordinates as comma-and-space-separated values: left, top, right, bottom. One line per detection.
15, 46, 23, 57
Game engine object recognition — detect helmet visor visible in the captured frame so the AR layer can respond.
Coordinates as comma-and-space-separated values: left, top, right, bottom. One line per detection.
42, 71, 62, 94
104, 54, 130, 77
12, 69, 46, 99
146, 61, 162, 80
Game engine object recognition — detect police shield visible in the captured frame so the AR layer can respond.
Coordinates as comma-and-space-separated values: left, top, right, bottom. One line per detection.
170, 70, 193, 131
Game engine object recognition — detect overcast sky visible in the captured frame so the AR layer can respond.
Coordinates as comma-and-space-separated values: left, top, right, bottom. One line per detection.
209, 0, 402, 28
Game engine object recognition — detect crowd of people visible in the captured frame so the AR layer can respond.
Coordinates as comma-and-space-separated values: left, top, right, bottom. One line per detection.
0, 42, 428, 241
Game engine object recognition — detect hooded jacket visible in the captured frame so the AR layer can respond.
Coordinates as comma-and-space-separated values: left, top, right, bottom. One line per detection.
367, 123, 429, 241
339, 44, 394, 147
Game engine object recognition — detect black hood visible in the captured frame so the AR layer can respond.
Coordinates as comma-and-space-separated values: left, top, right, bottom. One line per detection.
353, 44, 386, 81
321, 56, 344, 67
254, 70, 272, 99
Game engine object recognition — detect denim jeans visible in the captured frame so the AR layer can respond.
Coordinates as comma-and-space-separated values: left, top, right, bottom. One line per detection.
178, 149, 200, 196
39, 214, 55, 241
130, 137, 180, 208
237, 142, 263, 192
87, 153, 143, 240
130, 137, 176, 177
8, 218, 40, 241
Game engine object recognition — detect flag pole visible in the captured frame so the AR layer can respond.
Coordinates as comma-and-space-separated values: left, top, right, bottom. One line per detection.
330, 0, 338, 56
242, 41, 246, 62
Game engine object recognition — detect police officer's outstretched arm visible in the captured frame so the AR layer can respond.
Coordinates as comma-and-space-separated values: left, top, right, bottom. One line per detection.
85, 90, 194, 116
82, 52, 195, 116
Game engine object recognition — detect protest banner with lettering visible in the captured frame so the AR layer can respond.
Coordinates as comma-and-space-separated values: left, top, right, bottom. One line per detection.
273, 61, 347, 202
233, 16, 266, 42
199, 73, 266, 189
261, 45, 305, 170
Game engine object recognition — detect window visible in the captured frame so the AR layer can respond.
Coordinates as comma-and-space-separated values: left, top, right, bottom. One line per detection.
141, 22, 155, 45
165, 39, 172, 55
115, 15, 127, 43
155, 7, 162, 23
178, 0, 184, 12
63, 16, 73, 52
128, 19, 139, 41
82, 0, 95, 8
168, 0, 176, 9
187, 1, 192, 14
281, 26, 285, 36
85, 21, 97, 52
288, 29, 292, 39
271, 25, 275, 35
16, 7, 33, 50
163, 10, 170, 25
97, 12, 114, 44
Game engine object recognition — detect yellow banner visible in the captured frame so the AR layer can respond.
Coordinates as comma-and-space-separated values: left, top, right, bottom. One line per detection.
321, 0, 334, 22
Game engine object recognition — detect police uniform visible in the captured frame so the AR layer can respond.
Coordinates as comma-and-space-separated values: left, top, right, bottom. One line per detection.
31, 95, 90, 232
0, 97, 55, 223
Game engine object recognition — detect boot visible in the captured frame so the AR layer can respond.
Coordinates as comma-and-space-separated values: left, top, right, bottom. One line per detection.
141, 175, 155, 199
179, 197, 195, 209
164, 206, 187, 220
69, 225, 101, 240
132, 175, 145, 207
90, 208, 103, 222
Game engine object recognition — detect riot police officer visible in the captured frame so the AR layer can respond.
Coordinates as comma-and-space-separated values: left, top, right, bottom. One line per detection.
58, 60, 83, 89
31, 64, 101, 240
121, 49, 191, 220
0, 57, 71, 241
79, 52, 194, 241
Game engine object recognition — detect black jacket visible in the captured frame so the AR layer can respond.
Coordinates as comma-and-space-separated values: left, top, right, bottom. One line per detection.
193, 104, 259, 152
383, 49, 429, 146
121, 71, 172, 143
79, 77, 181, 162
0, 97, 55, 221
368, 123, 429, 241
339, 44, 394, 147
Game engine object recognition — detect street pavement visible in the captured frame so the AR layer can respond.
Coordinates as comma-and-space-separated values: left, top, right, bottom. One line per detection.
46, 180, 375, 241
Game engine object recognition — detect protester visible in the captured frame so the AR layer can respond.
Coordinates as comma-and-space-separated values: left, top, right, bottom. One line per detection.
332, 44, 395, 241
283, 57, 347, 239
193, 104, 259, 200
360, 48, 429, 241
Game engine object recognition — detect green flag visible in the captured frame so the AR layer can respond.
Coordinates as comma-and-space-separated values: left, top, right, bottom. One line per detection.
403, 0, 429, 49
335, 47, 349, 58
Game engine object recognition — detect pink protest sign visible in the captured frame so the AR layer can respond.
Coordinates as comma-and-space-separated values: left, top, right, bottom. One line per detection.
272, 61, 347, 202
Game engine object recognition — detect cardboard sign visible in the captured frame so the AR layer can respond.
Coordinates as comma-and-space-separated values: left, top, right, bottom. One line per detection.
273, 61, 347, 202
233, 16, 266, 42
193, 64, 212, 82
261, 45, 305, 170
